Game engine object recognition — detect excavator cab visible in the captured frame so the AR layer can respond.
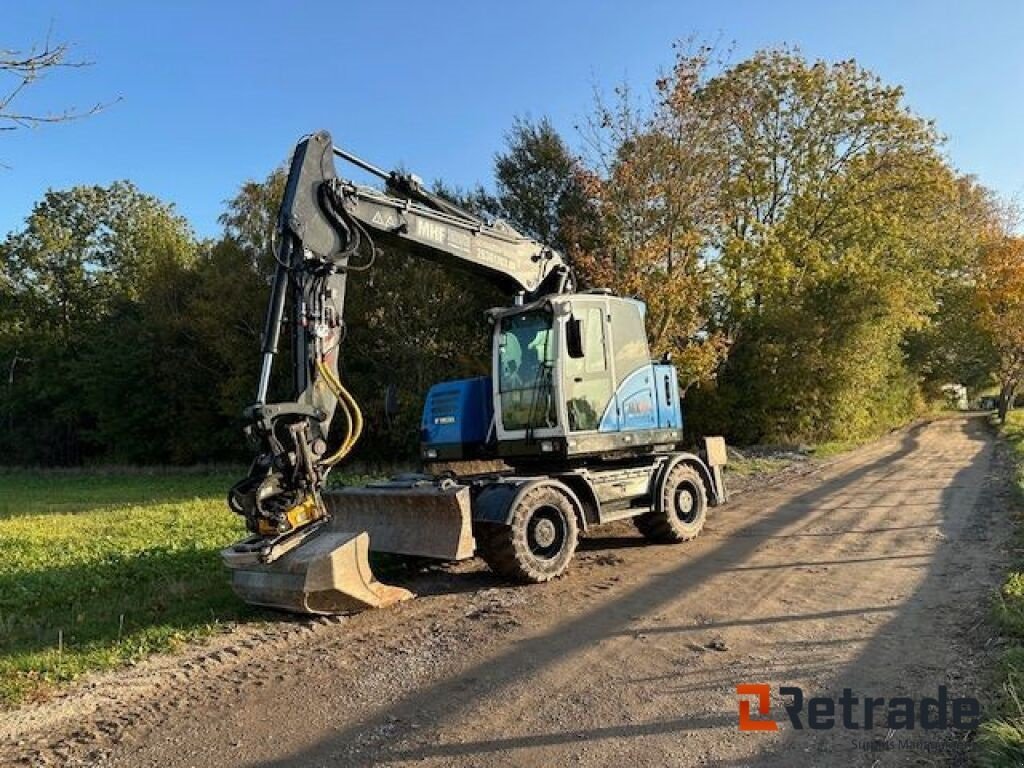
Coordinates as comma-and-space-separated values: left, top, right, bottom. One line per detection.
419, 293, 683, 464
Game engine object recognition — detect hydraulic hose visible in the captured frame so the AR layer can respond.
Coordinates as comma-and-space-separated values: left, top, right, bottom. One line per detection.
316, 359, 364, 466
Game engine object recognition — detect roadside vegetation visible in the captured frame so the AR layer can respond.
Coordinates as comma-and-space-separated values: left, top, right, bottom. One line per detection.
4, 45, 1022, 471
0, 469, 252, 709
977, 411, 1024, 767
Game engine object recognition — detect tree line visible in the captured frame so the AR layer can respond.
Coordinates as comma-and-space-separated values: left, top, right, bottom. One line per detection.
1, 45, 1021, 466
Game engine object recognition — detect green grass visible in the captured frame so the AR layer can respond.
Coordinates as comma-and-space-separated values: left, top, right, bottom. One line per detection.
0, 468, 261, 709
725, 455, 794, 478
0, 468, 240, 518
809, 438, 870, 460
978, 410, 1024, 767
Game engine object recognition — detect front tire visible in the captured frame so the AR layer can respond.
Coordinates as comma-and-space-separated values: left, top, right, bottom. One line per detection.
477, 483, 579, 583
634, 463, 707, 543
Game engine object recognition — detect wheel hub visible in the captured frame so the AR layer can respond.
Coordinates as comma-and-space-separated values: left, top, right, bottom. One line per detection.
674, 485, 696, 522
532, 518, 557, 548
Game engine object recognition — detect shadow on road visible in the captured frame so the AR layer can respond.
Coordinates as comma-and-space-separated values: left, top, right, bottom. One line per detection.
247, 418, 998, 767
702, 416, 996, 767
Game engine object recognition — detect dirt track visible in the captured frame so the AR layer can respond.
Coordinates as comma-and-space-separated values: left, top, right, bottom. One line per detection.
3, 415, 1013, 767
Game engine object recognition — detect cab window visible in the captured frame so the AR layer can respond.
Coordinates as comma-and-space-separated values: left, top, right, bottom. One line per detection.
498, 310, 555, 430
609, 300, 650, 385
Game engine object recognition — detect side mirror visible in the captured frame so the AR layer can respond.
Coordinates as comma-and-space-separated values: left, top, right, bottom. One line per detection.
567, 316, 584, 359
384, 384, 400, 418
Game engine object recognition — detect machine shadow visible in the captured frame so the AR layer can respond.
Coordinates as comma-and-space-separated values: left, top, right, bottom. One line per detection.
249, 421, 950, 767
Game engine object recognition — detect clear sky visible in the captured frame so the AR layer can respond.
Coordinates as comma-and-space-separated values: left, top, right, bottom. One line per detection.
3, 1, 1023, 240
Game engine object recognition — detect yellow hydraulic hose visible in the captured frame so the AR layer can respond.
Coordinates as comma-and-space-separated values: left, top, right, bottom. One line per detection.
334, 370, 364, 454
323, 362, 363, 451
316, 359, 364, 466
327, 385, 354, 464
316, 360, 351, 466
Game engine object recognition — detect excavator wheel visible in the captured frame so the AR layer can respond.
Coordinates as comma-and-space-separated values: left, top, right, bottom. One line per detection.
476, 483, 579, 584
634, 462, 707, 544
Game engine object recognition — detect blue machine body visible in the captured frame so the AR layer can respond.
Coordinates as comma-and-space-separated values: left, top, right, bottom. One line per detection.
421, 376, 493, 458
599, 364, 683, 433
420, 362, 683, 459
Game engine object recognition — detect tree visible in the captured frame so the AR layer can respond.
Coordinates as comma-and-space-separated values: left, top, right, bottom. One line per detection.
0, 183, 195, 463
572, 44, 999, 443
976, 235, 1024, 421
218, 168, 287, 276
492, 117, 600, 256
575, 49, 728, 390
904, 176, 1004, 397
700, 49, 966, 441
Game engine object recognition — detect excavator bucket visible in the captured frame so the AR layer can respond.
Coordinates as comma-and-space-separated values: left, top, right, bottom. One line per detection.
221, 478, 475, 615
223, 530, 413, 615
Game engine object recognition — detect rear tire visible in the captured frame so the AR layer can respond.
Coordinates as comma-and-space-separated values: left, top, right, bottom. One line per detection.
477, 483, 579, 583
634, 463, 707, 544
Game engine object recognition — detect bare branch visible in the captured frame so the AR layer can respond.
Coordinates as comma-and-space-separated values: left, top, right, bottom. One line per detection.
0, 30, 116, 135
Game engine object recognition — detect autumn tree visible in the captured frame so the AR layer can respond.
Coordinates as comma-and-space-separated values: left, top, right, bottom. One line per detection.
976, 235, 1024, 421
575, 45, 998, 443
699, 49, 969, 441
904, 176, 1003, 397
576, 48, 727, 390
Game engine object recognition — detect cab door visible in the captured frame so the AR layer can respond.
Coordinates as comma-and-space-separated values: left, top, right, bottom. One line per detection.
562, 300, 614, 431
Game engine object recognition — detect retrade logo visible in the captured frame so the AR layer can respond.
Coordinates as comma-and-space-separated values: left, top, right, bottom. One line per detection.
737, 684, 778, 731
736, 684, 980, 731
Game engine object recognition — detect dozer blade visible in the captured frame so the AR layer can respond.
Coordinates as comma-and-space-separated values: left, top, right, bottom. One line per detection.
222, 530, 413, 615
323, 479, 476, 561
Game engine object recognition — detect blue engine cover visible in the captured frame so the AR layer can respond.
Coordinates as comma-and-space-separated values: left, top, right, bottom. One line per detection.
421, 376, 493, 453
598, 363, 683, 433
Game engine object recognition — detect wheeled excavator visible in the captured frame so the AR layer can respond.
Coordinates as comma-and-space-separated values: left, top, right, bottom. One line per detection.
222, 130, 728, 614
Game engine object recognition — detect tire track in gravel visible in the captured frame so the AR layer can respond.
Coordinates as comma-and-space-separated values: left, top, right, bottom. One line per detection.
2, 415, 1007, 768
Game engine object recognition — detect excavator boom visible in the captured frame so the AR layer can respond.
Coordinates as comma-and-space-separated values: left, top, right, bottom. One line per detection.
222, 131, 572, 613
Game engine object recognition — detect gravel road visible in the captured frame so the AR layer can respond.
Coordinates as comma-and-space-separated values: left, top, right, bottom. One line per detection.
3, 414, 1011, 767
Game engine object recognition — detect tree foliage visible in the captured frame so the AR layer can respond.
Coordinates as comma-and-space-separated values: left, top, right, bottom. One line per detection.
576, 46, 1003, 443
0, 43, 1013, 465
491, 117, 598, 254
0, 183, 196, 463
575, 48, 728, 390
976, 235, 1024, 421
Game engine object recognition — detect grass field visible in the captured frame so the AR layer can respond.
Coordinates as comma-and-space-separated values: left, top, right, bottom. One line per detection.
977, 410, 1024, 767
0, 469, 257, 709
0, 450, 826, 711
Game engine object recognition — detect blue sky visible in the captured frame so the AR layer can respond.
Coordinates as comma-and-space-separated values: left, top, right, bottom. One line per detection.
3, 1, 1022, 239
